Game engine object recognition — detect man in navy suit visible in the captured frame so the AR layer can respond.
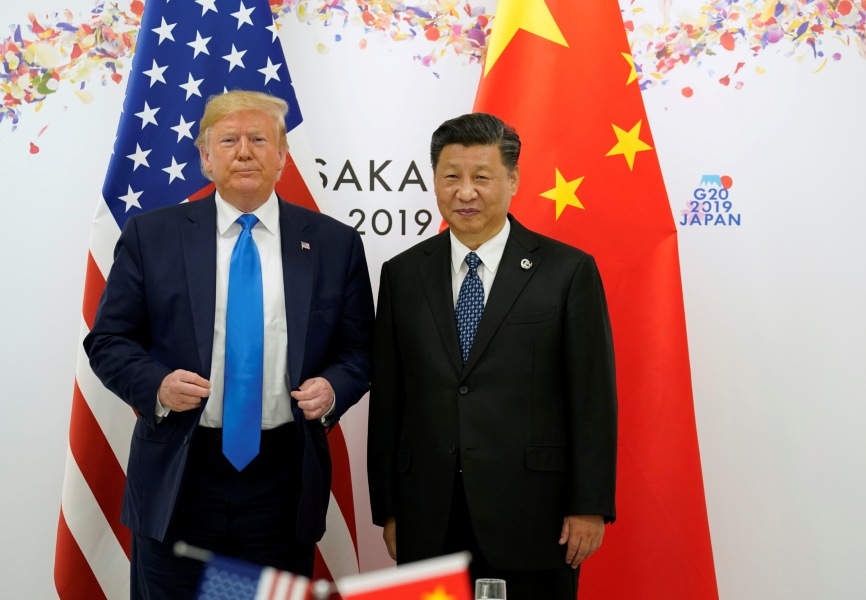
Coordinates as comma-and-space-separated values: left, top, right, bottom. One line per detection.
367, 113, 617, 599
85, 90, 374, 599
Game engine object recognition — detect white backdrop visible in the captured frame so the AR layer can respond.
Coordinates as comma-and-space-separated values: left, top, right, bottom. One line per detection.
1, 1, 865, 598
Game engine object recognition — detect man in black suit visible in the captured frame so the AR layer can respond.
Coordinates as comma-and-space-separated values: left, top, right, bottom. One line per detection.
367, 113, 617, 599
85, 90, 374, 599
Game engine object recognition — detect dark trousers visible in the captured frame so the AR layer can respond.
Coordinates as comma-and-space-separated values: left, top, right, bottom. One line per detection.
131, 424, 313, 600
443, 468, 579, 600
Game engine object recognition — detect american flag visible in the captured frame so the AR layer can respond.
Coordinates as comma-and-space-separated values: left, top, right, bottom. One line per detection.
54, 0, 358, 597
196, 554, 312, 600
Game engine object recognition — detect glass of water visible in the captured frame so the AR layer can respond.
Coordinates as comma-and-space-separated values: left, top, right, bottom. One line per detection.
475, 578, 506, 600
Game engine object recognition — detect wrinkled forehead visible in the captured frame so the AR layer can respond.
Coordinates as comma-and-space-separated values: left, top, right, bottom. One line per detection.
212, 109, 275, 131
436, 143, 507, 170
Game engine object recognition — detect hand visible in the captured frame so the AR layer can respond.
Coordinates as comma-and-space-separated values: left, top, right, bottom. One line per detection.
291, 377, 335, 420
383, 518, 397, 561
559, 514, 604, 568
158, 370, 210, 412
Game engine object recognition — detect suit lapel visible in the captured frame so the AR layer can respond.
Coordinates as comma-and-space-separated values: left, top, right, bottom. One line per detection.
278, 199, 313, 393
181, 197, 218, 377
462, 217, 541, 376
419, 231, 463, 374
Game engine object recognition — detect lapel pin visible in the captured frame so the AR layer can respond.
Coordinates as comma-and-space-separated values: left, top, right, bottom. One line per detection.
301, 241, 310, 250
520, 258, 532, 270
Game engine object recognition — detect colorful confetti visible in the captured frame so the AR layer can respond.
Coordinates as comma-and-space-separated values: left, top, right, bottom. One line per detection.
270, 1, 493, 69
1, 3, 142, 129
624, 0, 866, 92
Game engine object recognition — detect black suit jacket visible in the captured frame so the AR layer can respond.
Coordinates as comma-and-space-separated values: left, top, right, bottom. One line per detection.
84, 194, 374, 544
367, 215, 616, 570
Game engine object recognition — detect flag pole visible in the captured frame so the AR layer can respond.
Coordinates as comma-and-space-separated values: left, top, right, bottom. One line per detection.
172, 541, 214, 563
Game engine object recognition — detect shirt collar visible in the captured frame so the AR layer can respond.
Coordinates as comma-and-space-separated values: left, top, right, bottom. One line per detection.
215, 191, 280, 236
449, 218, 511, 275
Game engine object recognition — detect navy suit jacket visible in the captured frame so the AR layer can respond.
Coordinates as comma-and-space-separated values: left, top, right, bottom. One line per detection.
367, 215, 616, 570
84, 194, 374, 544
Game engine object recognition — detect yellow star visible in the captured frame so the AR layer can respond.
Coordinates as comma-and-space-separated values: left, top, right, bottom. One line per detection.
540, 168, 585, 219
421, 585, 456, 600
484, 0, 568, 77
622, 52, 637, 85
605, 120, 653, 170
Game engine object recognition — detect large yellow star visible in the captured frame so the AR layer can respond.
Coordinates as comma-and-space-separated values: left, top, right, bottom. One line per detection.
484, 0, 568, 77
605, 120, 652, 170
421, 585, 456, 600
622, 52, 637, 85
540, 168, 585, 219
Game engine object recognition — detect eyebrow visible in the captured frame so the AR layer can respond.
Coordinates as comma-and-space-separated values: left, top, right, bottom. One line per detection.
216, 128, 269, 137
439, 164, 495, 172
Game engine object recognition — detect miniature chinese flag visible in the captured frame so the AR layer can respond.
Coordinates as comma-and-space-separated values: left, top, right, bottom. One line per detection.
338, 553, 472, 600
474, 0, 719, 597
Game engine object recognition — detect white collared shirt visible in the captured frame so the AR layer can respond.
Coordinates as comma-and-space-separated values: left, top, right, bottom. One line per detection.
200, 192, 293, 428
449, 218, 511, 307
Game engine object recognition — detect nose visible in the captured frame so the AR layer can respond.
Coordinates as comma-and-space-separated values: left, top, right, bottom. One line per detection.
455, 178, 477, 201
236, 136, 252, 159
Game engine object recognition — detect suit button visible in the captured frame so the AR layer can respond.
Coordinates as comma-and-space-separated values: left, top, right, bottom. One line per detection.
183, 435, 189, 445
449, 445, 457, 455
458, 386, 469, 395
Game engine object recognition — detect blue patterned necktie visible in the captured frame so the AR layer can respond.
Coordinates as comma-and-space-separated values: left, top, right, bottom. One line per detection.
223, 214, 263, 471
455, 251, 484, 365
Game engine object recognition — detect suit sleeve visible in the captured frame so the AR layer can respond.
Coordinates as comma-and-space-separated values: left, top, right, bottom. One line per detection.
315, 229, 375, 423
564, 254, 618, 522
83, 217, 171, 426
366, 261, 403, 526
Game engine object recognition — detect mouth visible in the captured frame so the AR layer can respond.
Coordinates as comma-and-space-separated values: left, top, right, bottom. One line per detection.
454, 208, 479, 217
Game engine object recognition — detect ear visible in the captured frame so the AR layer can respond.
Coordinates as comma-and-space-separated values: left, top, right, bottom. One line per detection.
276, 145, 288, 176
199, 144, 212, 175
509, 164, 520, 194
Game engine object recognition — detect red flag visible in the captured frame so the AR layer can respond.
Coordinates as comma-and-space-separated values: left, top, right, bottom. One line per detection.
338, 553, 472, 600
474, 0, 718, 597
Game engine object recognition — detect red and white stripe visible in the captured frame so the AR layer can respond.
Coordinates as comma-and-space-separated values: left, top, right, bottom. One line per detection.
254, 566, 312, 600
55, 202, 132, 599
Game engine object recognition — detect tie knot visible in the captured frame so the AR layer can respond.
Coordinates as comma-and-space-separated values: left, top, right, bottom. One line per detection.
237, 213, 259, 231
465, 251, 481, 270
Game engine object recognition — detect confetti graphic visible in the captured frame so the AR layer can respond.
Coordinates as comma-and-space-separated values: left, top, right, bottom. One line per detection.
625, 0, 866, 93
271, 0, 493, 67
1, 3, 143, 129
2, 0, 865, 129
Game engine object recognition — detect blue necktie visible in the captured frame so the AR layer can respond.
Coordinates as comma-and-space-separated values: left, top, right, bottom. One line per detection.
455, 251, 484, 365
223, 214, 263, 471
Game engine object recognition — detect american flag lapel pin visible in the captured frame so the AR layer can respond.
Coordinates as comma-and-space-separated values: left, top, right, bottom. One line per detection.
301, 241, 310, 250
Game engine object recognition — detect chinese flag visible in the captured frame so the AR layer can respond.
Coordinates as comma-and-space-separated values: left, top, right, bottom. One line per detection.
474, 0, 718, 597
338, 553, 472, 600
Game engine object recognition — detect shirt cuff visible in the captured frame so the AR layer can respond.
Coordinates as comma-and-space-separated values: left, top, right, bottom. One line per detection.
319, 394, 336, 426
155, 394, 171, 422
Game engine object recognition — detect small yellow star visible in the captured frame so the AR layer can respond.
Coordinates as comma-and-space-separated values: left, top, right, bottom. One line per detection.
421, 585, 456, 600
622, 52, 637, 85
540, 168, 585, 219
605, 120, 652, 170
484, 0, 568, 77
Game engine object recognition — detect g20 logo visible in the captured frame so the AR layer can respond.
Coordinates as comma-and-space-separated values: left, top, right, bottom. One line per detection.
680, 175, 741, 227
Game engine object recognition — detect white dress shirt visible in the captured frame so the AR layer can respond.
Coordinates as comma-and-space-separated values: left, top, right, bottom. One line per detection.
449, 218, 511, 306
199, 192, 293, 429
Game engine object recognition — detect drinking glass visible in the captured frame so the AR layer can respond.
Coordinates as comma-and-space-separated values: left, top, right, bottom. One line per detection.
474, 578, 506, 600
